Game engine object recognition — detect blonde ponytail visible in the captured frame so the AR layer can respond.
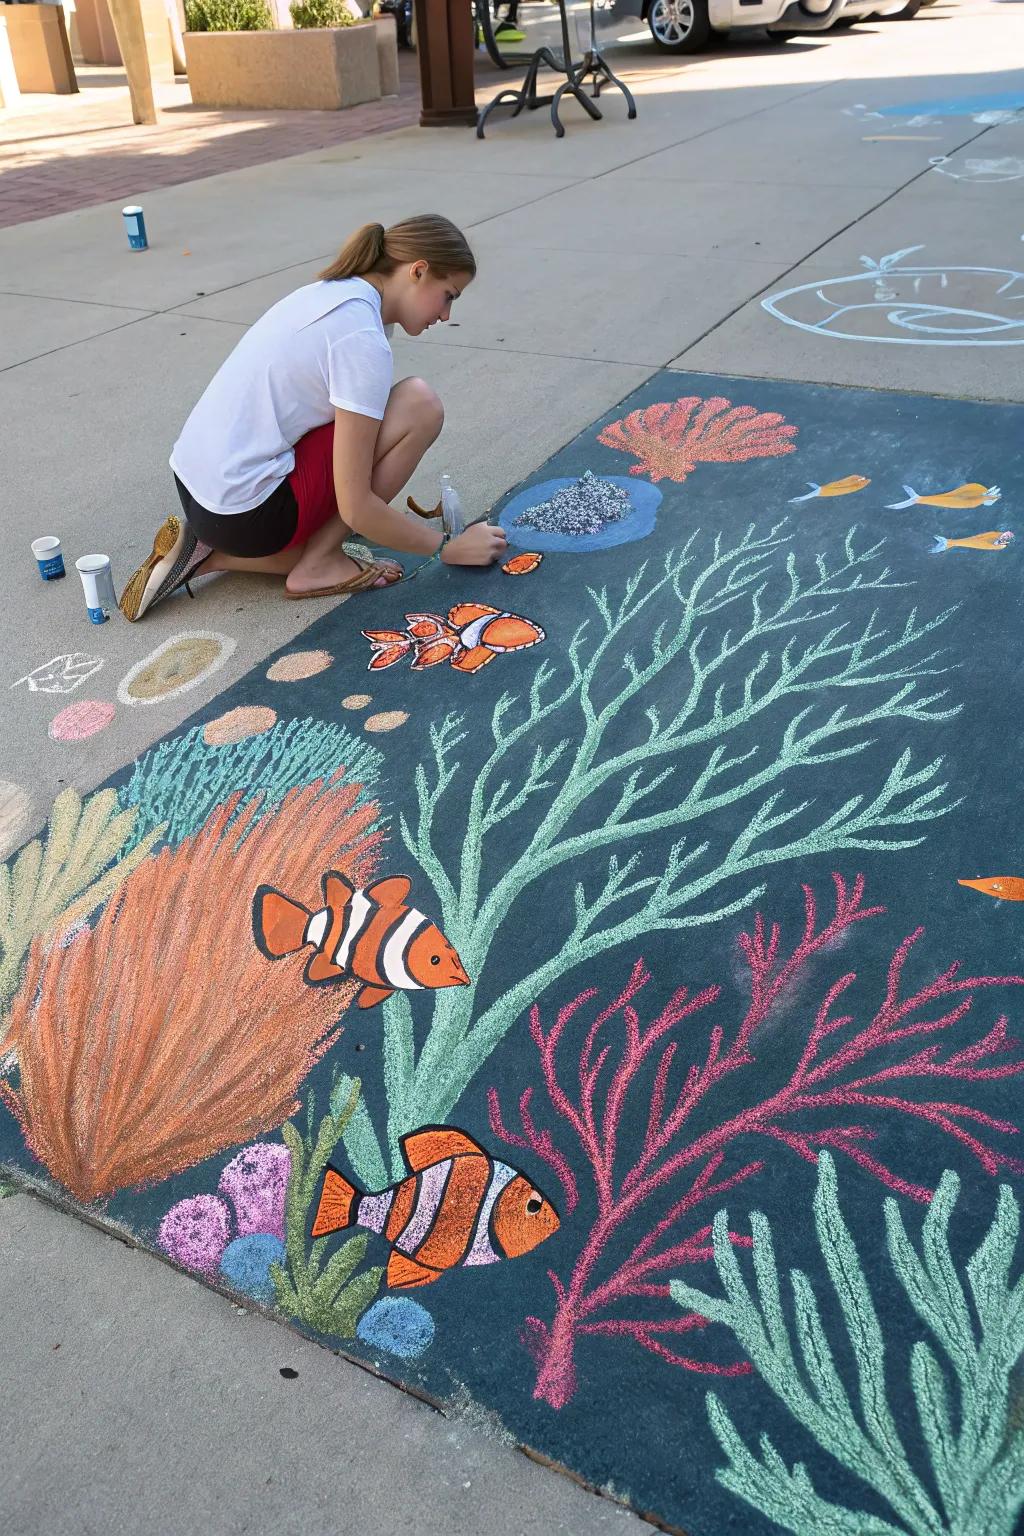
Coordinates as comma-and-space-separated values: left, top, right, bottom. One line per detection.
320, 214, 476, 282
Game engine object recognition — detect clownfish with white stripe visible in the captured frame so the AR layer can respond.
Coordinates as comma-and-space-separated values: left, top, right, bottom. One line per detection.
312, 1126, 561, 1290
252, 871, 469, 1009
363, 603, 545, 675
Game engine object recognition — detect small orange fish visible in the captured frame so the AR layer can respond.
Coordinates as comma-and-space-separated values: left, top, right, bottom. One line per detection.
789, 475, 870, 503
930, 530, 1013, 553
312, 1126, 561, 1290
253, 870, 469, 1007
364, 603, 545, 675
888, 482, 1001, 510
958, 877, 1024, 902
502, 552, 544, 576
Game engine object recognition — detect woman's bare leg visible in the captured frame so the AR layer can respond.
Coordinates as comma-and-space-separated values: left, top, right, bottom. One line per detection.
199, 377, 444, 593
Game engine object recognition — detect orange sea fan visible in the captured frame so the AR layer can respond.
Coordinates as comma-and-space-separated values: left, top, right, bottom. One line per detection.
597, 395, 798, 484
0, 779, 385, 1203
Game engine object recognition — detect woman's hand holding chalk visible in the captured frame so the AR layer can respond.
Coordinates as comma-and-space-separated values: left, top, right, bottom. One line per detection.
441, 521, 508, 566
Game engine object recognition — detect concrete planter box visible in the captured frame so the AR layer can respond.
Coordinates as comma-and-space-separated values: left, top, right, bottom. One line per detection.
372, 12, 397, 96
6, 2, 78, 93
0, 12, 21, 106
183, 23, 381, 110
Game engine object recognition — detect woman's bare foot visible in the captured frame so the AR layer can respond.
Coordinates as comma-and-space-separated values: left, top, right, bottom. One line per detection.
285, 551, 402, 596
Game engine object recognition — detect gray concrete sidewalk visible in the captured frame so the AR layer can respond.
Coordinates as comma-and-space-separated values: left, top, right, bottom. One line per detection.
3, 3, 1023, 1530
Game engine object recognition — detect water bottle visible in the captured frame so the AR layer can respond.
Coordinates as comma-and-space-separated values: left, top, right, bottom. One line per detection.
440, 474, 464, 539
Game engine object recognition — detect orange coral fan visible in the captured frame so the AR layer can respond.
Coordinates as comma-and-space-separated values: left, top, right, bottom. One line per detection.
1, 780, 384, 1203
597, 395, 799, 485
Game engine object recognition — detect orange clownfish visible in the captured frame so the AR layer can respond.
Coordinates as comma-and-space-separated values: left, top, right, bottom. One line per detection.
958, 877, 1024, 902
252, 871, 469, 1008
502, 552, 544, 576
312, 1126, 561, 1290
363, 603, 545, 675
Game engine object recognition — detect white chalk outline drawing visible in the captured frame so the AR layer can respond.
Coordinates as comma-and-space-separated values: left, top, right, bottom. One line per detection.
929, 155, 1024, 184
762, 247, 1024, 347
10, 653, 104, 695
116, 630, 237, 706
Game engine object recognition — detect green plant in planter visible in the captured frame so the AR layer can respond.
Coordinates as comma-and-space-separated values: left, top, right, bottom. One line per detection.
184, 0, 272, 30
290, 0, 361, 26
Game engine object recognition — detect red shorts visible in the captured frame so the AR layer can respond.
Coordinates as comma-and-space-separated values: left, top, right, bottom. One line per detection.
175, 421, 341, 558
283, 421, 338, 550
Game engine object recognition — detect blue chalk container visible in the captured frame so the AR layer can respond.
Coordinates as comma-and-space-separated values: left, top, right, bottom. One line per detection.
122, 205, 149, 251
76, 554, 117, 624
32, 536, 65, 581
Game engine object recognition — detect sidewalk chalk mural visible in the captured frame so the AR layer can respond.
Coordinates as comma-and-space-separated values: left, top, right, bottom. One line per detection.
763, 247, 1024, 346
2, 372, 1024, 1536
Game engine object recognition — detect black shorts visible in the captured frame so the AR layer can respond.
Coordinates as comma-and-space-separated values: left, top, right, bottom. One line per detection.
174, 474, 299, 559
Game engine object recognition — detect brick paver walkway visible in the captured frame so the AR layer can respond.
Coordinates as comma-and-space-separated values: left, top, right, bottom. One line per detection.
0, 57, 426, 229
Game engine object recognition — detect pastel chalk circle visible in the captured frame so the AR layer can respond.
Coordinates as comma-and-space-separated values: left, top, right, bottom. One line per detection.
117, 631, 237, 705
32, 537, 65, 581
49, 700, 116, 742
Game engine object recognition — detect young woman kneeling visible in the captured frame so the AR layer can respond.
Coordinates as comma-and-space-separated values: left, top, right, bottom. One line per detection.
119, 214, 506, 621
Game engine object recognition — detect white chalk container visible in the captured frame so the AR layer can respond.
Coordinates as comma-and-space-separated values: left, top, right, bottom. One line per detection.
76, 554, 117, 625
32, 535, 65, 581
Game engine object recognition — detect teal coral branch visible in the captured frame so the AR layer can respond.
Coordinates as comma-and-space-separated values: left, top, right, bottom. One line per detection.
343, 524, 964, 1182
121, 717, 385, 847
670, 1154, 1024, 1536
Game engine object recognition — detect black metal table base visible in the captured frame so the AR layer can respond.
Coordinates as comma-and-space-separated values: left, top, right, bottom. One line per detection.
572, 47, 637, 119
476, 2, 637, 139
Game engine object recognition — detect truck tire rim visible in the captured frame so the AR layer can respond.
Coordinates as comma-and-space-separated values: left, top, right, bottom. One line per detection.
650, 0, 695, 42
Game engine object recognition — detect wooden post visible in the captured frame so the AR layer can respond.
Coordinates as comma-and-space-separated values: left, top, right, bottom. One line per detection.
105, 0, 166, 123
412, 0, 476, 128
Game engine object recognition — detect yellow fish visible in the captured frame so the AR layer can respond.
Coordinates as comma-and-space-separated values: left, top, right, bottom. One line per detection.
930, 530, 1013, 553
888, 482, 1001, 510
789, 475, 870, 503
958, 876, 1024, 902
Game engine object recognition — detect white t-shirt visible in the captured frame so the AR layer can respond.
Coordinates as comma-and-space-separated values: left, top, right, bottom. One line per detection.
170, 276, 394, 515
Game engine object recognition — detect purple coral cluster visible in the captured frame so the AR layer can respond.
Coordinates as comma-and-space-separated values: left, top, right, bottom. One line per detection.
157, 1141, 291, 1303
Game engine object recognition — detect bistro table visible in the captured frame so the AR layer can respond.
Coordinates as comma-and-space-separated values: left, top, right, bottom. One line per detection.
476, 0, 637, 139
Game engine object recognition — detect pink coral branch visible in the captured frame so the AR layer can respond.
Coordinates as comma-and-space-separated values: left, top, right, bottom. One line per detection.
487, 1086, 579, 1213
489, 874, 1024, 1408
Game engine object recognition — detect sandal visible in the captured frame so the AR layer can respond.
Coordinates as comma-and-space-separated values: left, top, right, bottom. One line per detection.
118, 515, 213, 622
285, 556, 403, 600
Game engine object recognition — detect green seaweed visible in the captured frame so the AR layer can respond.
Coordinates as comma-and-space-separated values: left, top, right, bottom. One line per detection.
271, 1076, 383, 1338
343, 524, 961, 1182
669, 1154, 1024, 1536
0, 787, 163, 1020
120, 717, 385, 848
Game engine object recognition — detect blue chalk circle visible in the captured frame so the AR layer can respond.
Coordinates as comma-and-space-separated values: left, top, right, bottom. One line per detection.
498, 476, 663, 553
219, 1233, 286, 1304
356, 1297, 436, 1360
